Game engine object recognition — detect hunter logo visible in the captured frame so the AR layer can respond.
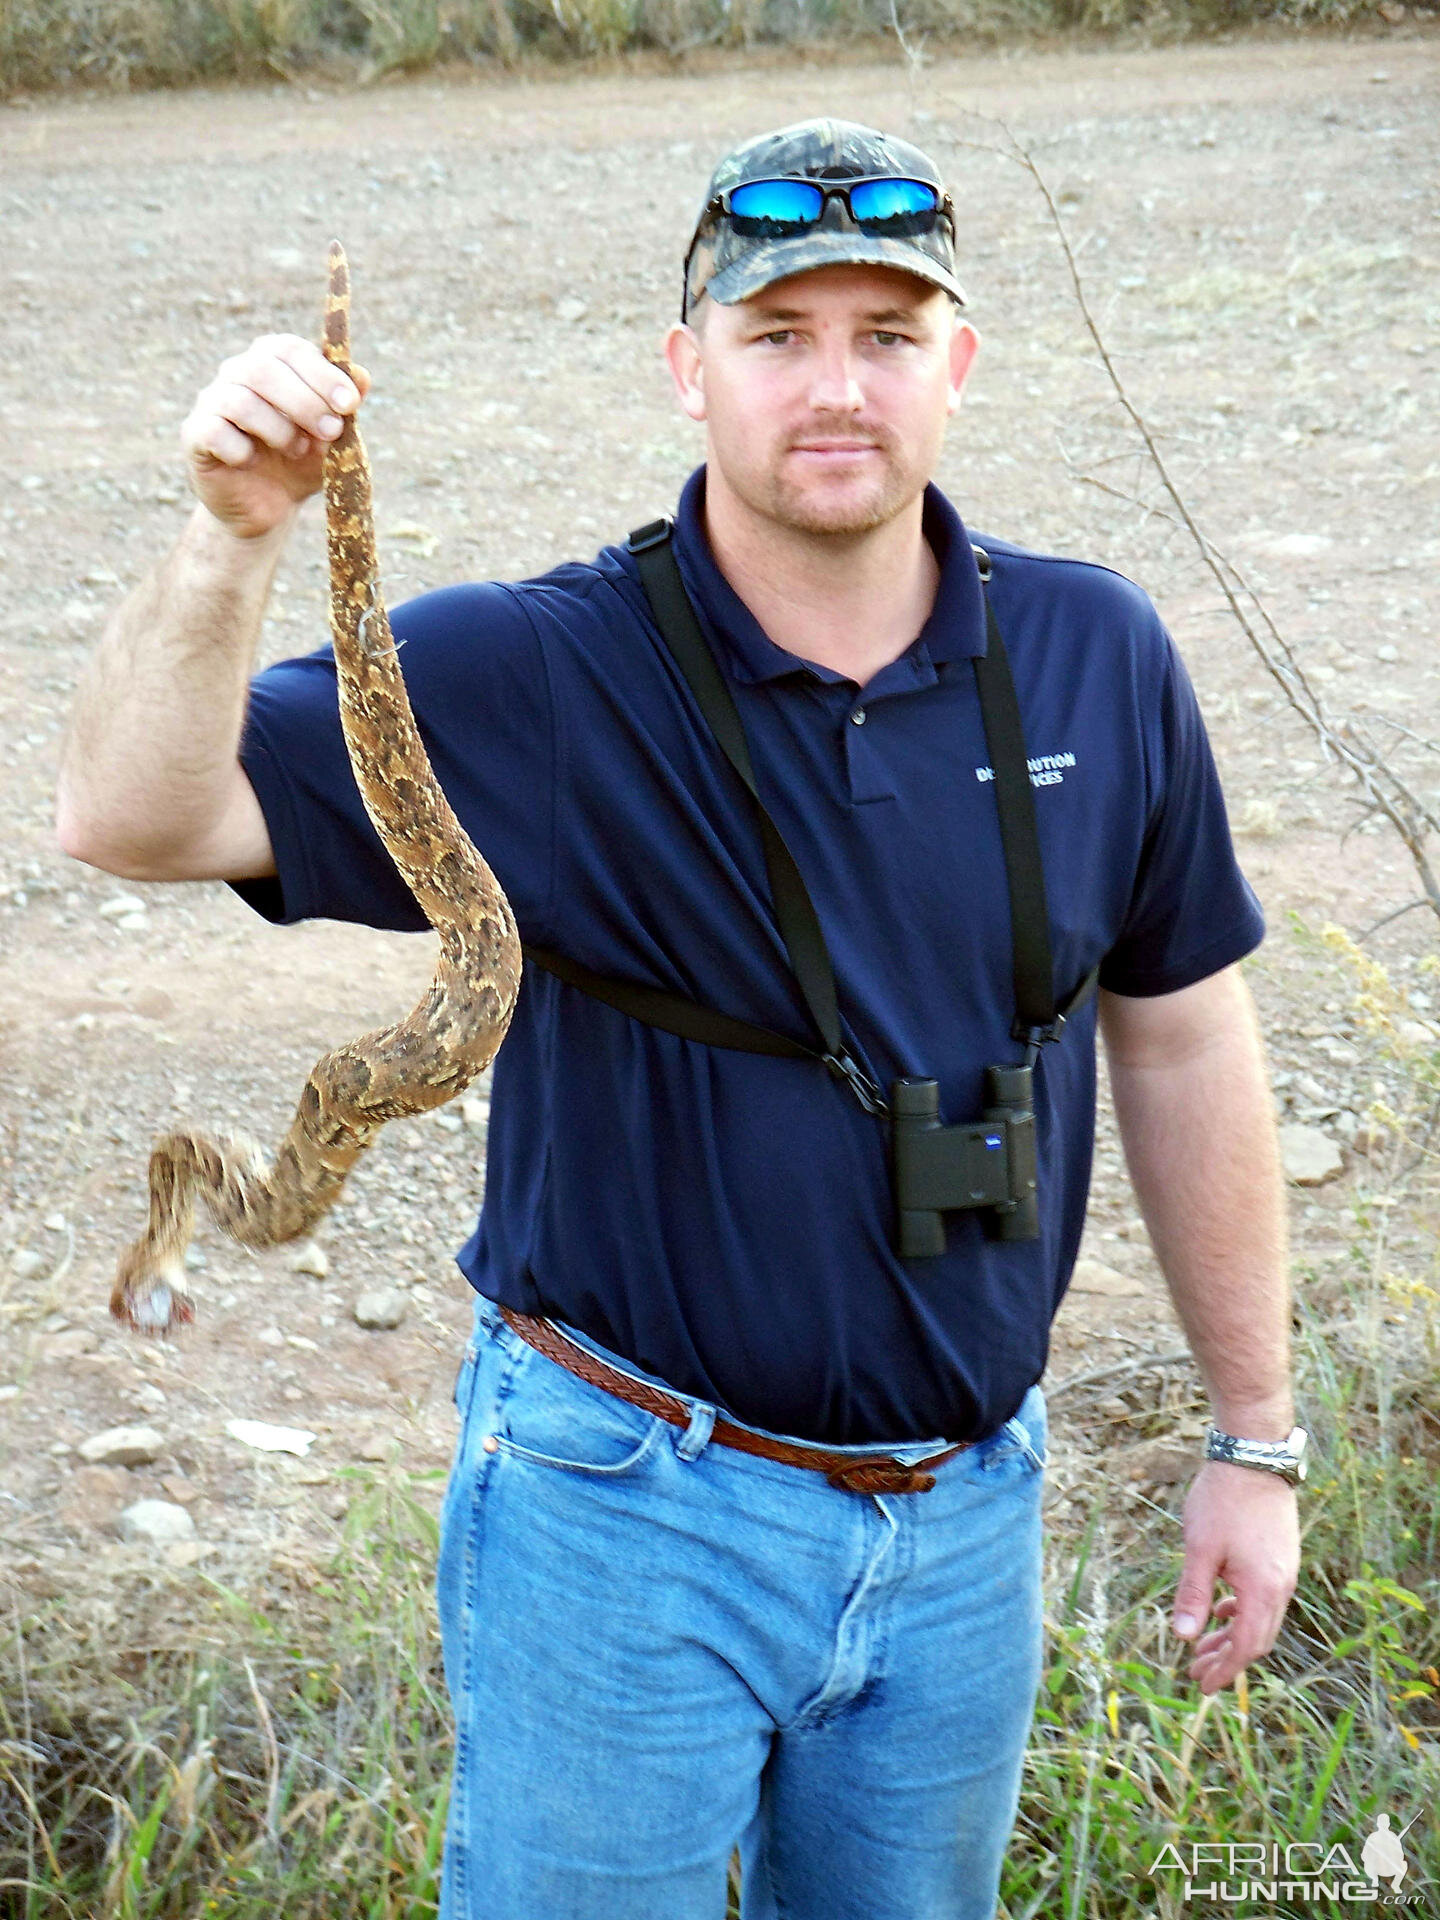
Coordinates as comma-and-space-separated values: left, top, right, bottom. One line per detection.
1148, 1812, 1425, 1905
975, 749, 1076, 789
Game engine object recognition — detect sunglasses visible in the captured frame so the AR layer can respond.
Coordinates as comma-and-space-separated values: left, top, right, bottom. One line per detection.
707, 175, 950, 239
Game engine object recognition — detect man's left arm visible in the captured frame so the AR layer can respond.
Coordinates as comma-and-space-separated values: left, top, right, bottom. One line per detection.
1098, 962, 1300, 1696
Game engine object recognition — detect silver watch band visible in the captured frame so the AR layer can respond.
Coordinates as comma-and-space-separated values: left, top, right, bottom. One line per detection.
1204, 1423, 1308, 1486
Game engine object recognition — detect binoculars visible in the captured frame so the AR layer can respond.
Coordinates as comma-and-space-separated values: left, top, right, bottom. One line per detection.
890, 1065, 1039, 1257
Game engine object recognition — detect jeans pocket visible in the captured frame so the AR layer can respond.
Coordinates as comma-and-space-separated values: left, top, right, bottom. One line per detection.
979, 1385, 1047, 1477
452, 1338, 479, 1413
495, 1345, 667, 1477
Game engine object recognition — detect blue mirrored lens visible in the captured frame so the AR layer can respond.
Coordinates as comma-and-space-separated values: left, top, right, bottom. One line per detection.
849, 178, 939, 224
729, 180, 825, 226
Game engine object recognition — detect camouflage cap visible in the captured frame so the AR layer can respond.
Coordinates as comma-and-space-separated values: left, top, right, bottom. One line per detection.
682, 118, 964, 321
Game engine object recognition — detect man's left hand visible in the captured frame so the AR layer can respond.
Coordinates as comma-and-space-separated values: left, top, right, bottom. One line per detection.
1169, 1460, 1300, 1695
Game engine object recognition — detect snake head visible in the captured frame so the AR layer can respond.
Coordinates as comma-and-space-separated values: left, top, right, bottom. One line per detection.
110, 1255, 196, 1338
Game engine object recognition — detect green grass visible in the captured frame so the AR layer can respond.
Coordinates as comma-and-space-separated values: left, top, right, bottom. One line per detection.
1, 1467, 455, 1920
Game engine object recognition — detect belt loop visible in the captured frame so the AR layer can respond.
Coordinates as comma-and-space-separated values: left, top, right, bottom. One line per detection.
674, 1400, 717, 1461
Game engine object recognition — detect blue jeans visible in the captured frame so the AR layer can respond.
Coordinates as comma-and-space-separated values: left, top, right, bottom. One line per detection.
436, 1291, 1047, 1920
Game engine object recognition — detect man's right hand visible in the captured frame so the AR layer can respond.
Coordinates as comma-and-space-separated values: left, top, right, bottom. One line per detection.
180, 334, 372, 541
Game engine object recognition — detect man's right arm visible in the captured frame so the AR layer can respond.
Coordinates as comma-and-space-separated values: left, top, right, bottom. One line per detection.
56, 333, 369, 883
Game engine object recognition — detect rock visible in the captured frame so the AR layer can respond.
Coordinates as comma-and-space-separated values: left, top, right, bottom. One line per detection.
78, 1423, 165, 1467
1070, 1258, 1147, 1298
119, 1499, 196, 1547
98, 893, 146, 918
61, 598, 99, 632
58, 1466, 129, 1532
356, 1433, 393, 1463
1236, 797, 1281, 839
256, 1325, 285, 1347
1121, 1441, 1195, 1486
1264, 532, 1332, 558
288, 1239, 329, 1278
353, 1287, 408, 1330
429, 1110, 462, 1133
43, 1211, 67, 1233
460, 1096, 488, 1130
1378, 1, 1405, 19
225, 1418, 316, 1456
1313, 1036, 1358, 1065
117, 912, 149, 932
556, 296, 588, 323
1279, 1124, 1344, 1187
10, 1248, 45, 1280
1396, 1019, 1436, 1051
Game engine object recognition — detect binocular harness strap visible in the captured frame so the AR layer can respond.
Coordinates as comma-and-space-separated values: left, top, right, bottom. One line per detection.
523, 517, 1098, 1120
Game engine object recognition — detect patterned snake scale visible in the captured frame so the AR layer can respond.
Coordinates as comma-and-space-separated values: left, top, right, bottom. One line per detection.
110, 243, 524, 1334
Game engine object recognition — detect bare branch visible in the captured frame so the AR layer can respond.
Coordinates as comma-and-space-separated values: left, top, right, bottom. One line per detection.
909, 97, 1440, 930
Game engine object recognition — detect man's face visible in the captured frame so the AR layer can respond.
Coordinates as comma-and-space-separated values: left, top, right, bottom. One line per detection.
665, 262, 978, 540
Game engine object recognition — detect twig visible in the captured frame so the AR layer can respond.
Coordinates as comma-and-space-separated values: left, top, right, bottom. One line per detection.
243, 1657, 281, 1845
12, 1602, 38, 1900
908, 93, 1440, 929
1049, 1350, 1196, 1402
1356, 898, 1435, 944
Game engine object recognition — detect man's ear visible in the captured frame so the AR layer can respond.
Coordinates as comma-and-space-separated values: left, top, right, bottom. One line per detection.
665, 320, 707, 423
947, 318, 981, 414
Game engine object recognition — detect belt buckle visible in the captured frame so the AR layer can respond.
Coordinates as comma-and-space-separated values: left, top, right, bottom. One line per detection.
826, 1458, 937, 1495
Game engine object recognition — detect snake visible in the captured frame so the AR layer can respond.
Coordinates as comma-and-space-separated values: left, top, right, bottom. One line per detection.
110, 242, 524, 1334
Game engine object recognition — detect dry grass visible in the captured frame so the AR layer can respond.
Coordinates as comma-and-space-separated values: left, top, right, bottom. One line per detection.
0, 0, 1413, 94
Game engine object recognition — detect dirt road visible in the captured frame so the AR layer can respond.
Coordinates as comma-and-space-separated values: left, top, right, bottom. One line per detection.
1, 33, 1437, 1600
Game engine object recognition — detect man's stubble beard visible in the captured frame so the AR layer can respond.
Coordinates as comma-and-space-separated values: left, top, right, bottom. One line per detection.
766, 468, 915, 539
725, 421, 929, 542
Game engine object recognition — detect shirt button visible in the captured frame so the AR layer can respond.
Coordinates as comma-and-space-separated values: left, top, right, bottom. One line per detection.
482, 1434, 499, 1453
850, 707, 867, 726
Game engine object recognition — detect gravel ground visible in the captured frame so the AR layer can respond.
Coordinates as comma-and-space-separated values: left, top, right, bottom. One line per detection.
1, 31, 1437, 1604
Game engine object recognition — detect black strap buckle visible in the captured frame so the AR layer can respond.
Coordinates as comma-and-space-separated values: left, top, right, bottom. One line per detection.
627, 517, 674, 555
824, 1050, 890, 1118
1011, 1016, 1065, 1047
1012, 1017, 1067, 1071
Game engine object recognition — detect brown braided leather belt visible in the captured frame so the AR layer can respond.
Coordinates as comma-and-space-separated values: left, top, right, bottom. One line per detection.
499, 1306, 972, 1494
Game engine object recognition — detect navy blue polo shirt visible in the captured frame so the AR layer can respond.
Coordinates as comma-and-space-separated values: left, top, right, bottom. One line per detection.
235, 466, 1263, 1445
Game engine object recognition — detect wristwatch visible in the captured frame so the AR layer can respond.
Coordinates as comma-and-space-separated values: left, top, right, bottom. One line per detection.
1204, 1423, 1309, 1486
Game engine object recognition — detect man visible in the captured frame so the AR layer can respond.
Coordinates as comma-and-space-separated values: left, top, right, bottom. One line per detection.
59, 119, 1302, 1920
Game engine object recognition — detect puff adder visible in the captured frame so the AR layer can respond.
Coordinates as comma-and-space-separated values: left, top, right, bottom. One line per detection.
110, 243, 523, 1334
